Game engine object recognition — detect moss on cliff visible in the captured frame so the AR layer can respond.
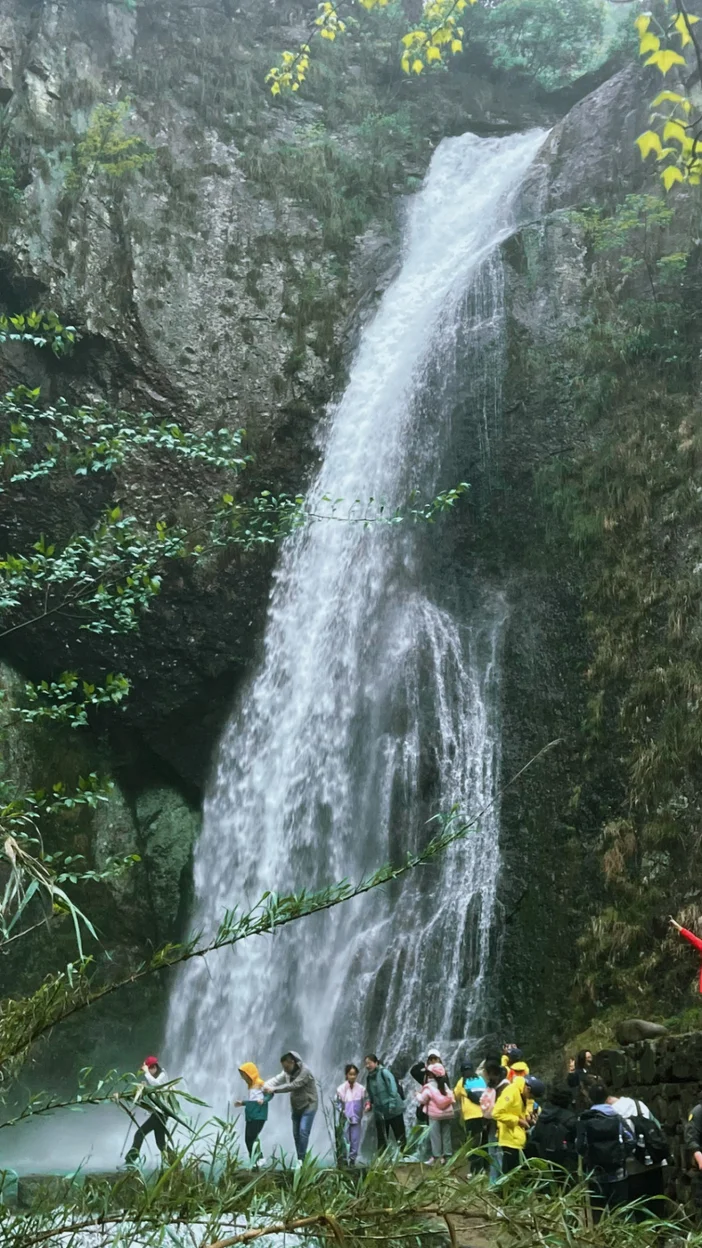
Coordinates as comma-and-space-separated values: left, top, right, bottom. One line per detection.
523, 194, 702, 1026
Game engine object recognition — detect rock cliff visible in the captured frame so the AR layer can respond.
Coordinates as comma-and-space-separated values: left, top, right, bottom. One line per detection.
3, 0, 696, 1078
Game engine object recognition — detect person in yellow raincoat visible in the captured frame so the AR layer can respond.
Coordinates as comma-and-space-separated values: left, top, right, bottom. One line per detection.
492, 1075, 544, 1174
453, 1061, 488, 1171
233, 1061, 273, 1160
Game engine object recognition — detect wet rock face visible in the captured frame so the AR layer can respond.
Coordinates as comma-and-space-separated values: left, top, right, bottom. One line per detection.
0, 2, 627, 795
0, 0, 360, 787
487, 65, 666, 1052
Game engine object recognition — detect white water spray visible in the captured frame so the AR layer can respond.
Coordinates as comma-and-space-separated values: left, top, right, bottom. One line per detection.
167, 130, 545, 1146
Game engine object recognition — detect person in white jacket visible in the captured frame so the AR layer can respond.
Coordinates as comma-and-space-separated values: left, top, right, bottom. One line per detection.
125, 1055, 173, 1165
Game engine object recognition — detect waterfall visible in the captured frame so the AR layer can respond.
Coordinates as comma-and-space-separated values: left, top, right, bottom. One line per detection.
167, 130, 545, 1146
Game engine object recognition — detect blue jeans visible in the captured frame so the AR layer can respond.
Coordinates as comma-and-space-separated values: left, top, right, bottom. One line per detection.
292, 1108, 316, 1160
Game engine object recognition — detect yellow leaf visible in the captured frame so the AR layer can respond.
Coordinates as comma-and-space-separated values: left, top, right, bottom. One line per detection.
292, 82, 300, 91
663, 119, 688, 145
662, 164, 684, 190
451, 39, 463, 53
401, 52, 411, 72
401, 32, 415, 46
651, 89, 687, 106
412, 58, 424, 73
320, 27, 335, 39
634, 14, 651, 36
639, 32, 660, 54
426, 45, 442, 62
635, 129, 663, 159
674, 11, 699, 46
645, 48, 687, 73
271, 82, 281, 95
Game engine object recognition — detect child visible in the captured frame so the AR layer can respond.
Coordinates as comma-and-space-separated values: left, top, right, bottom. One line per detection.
416, 1061, 456, 1164
234, 1061, 272, 1161
453, 1061, 487, 1171
336, 1063, 366, 1165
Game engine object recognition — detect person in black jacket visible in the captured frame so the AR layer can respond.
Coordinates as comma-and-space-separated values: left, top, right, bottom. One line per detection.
528, 1083, 577, 1179
567, 1049, 593, 1109
685, 1102, 702, 1210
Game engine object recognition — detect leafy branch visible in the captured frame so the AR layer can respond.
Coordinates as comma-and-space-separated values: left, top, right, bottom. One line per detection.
0, 311, 77, 356
635, 1, 702, 190
0, 1142, 679, 1248
0, 775, 139, 956
0, 739, 559, 1070
0, 386, 250, 489
266, 0, 474, 95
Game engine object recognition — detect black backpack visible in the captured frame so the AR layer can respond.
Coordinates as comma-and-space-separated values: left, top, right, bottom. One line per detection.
629, 1101, 669, 1165
580, 1111, 627, 1173
531, 1110, 577, 1166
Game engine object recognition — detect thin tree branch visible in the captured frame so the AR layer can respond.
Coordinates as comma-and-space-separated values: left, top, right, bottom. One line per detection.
0, 740, 561, 1065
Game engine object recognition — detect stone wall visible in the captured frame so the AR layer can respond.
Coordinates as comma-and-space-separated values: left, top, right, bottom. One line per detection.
594, 1034, 702, 1200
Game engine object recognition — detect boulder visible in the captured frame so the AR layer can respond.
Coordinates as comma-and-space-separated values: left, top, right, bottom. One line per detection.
615, 1019, 669, 1045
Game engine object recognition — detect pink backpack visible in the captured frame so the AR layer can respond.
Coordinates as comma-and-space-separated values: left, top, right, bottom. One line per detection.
480, 1088, 496, 1119
432, 1087, 455, 1113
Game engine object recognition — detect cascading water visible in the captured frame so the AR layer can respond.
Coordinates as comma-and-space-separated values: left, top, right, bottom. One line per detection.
168, 130, 545, 1148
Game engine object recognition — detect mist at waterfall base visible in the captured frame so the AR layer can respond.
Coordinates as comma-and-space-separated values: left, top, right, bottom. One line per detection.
162, 129, 546, 1162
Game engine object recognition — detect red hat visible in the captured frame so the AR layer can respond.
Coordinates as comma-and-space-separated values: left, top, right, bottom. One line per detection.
144, 1055, 159, 1067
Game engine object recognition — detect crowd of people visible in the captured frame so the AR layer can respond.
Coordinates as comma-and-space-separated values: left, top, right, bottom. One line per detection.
124, 1041, 675, 1221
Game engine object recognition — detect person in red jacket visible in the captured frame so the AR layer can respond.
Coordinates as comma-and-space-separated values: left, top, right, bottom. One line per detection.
670, 917, 702, 991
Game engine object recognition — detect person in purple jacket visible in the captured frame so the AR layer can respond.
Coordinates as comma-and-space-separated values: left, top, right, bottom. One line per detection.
336, 1063, 366, 1165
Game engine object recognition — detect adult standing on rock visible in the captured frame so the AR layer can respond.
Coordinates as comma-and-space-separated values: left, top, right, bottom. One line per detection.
364, 1054, 407, 1152
263, 1050, 318, 1167
567, 1049, 592, 1109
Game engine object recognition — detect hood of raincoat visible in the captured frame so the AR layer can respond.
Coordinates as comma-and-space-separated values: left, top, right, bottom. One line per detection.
239, 1061, 264, 1087
282, 1049, 302, 1068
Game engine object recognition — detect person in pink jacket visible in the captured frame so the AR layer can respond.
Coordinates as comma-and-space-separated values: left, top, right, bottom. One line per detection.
671, 917, 702, 991
416, 1061, 456, 1164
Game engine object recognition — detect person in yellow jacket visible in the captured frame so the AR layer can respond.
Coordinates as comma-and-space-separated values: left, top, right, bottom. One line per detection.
505, 1049, 530, 1083
492, 1074, 544, 1174
453, 1061, 488, 1171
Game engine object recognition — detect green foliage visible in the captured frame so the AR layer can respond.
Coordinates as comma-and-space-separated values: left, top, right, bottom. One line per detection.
241, 109, 427, 256
0, 311, 77, 356
0, 772, 119, 956
532, 194, 702, 1017
0, 386, 250, 488
569, 195, 687, 296
471, 0, 607, 90
0, 147, 21, 219
0, 1087, 694, 1248
15, 672, 131, 728
65, 101, 153, 195
0, 514, 188, 637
